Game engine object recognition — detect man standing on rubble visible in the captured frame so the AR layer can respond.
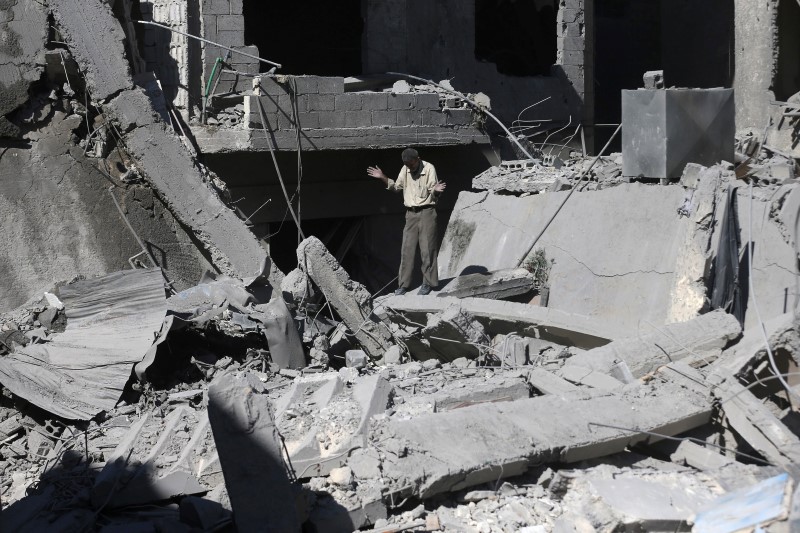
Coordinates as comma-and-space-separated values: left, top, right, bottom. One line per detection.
367, 148, 446, 296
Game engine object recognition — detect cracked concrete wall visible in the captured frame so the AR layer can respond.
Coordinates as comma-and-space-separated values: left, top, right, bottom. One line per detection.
0, 98, 213, 310
438, 184, 716, 332
741, 183, 800, 330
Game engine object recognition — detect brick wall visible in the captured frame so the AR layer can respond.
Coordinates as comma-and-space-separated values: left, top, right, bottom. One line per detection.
140, 1, 191, 112
244, 76, 475, 131
201, 0, 259, 98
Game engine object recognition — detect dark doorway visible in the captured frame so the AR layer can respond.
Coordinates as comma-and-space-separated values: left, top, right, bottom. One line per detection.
775, 0, 800, 101
475, 0, 558, 77
593, 0, 662, 150
660, 0, 734, 89
243, 0, 363, 76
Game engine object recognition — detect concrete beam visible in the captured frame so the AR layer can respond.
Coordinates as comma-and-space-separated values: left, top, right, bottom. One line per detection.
191, 125, 489, 154
368, 381, 712, 499
565, 310, 742, 380
297, 237, 394, 358
437, 268, 536, 300
379, 295, 617, 349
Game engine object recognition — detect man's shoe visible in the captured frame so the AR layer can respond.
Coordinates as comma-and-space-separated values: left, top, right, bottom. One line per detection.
394, 287, 408, 296
418, 283, 432, 296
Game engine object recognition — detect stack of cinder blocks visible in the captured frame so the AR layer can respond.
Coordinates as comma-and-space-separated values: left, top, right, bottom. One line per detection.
244, 76, 474, 131
202, 0, 259, 95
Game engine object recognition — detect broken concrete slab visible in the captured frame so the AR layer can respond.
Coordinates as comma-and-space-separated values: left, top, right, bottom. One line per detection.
369, 381, 712, 499
409, 303, 488, 362
526, 368, 581, 396
276, 372, 393, 478
710, 312, 800, 381
587, 476, 714, 529
691, 472, 792, 532
734, 184, 800, 330
0, 269, 166, 420
208, 372, 300, 532
298, 237, 393, 359
438, 181, 721, 333
556, 365, 624, 390
437, 268, 535, 300
380, 295, 616, 349
669, 440, 736, 471
565, 310, 742, 380
712, 379, 800, 473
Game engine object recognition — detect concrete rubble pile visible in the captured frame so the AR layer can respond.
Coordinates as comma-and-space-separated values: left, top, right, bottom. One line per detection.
2, 1, 800, 533
3, 152, 800, 531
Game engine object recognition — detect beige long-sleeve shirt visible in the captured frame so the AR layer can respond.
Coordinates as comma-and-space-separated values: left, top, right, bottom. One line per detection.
386, 160, 439, 207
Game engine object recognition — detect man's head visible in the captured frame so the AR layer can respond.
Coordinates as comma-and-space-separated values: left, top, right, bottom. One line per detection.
401, 147, 420, 172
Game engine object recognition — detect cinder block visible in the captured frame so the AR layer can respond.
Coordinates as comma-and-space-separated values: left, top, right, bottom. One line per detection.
335, 93, 362, 111
230, 60, 259, 75
561, 50, 584, 66
396, 110, 423, 126
251, 111, 279, 130
297, 112, 320, 129
292, 76, 318, 94
278, 111, 296, 130
203, 0, 230, 15
249, 95, 279, 114
216, 15, 242, 32
424, 110, 446, 126
307, 94, 335, 111
230, 0, 243, 15
344, 110, 372, 128
372, 110, 397, 127
216, 30, 243, 48
278, 94, 293, 111
557, 36, 585, 52
415, 93, 441, 110
258, 76, 290, 97
361, 92, 388, 111
317, 77, 344, 94
445, 108, 473, 126
388, 93, 415, 110
318, 112, 346, 129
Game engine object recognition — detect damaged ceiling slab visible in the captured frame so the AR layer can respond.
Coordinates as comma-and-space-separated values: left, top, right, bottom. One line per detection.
1, 0, 800, 531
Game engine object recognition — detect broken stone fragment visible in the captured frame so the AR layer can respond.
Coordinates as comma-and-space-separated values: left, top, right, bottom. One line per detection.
382, 345, 403, 365
328, 466, 354, 487
346, 349, 368, 369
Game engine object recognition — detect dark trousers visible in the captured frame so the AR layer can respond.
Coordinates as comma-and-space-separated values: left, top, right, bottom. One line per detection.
399, 207, 439, 289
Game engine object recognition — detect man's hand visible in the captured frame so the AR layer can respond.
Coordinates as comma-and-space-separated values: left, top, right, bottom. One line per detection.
433, 182, 446, 193
367, 166, 388, 181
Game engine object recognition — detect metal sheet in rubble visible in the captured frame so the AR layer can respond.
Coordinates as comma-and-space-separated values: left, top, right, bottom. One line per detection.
0, 269, 166, 420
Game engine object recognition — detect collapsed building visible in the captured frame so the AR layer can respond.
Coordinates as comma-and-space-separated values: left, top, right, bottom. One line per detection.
1, 0, 800, 531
